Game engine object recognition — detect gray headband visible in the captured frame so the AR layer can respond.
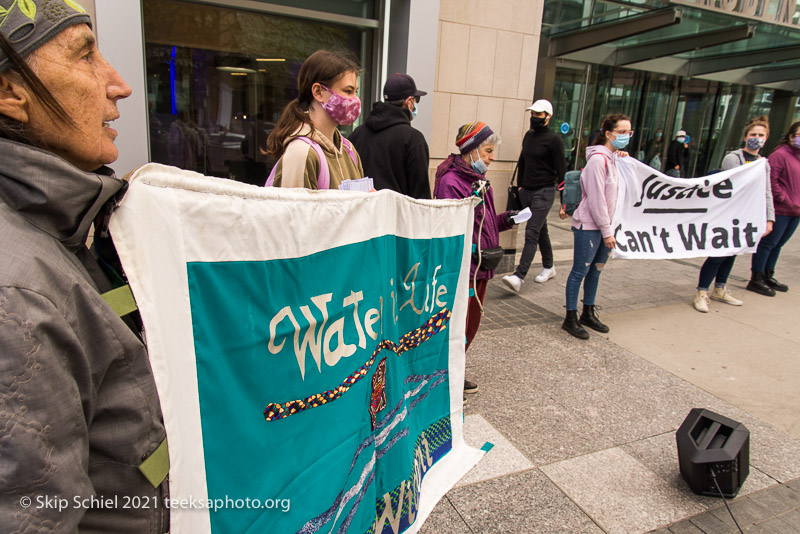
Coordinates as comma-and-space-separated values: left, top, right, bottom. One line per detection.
0, 0, 92, 74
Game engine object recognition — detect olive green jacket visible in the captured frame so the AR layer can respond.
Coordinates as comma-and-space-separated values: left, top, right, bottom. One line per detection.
273, 123, 364, 189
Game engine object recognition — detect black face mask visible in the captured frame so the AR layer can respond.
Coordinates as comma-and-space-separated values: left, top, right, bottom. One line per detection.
530, 117, 546, 130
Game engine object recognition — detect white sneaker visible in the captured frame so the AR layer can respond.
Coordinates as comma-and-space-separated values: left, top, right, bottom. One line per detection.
502, 274, 523, 293
710, 286, 743, 306
693, 290, 710, 313
534, 267, 556, 284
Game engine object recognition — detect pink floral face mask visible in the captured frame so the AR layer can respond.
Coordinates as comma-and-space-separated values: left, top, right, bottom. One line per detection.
320, 85, 361, 126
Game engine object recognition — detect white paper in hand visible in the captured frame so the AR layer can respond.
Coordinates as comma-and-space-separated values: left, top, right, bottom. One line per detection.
511, 207, 532, 224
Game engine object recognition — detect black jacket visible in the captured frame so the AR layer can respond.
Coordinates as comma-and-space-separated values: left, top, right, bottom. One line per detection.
666, 139, 688, 170
349, 102, 431, 199
518, 125, 567, 190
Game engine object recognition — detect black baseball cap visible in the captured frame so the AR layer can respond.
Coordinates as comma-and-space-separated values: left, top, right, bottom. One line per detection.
383, 73, 427, 101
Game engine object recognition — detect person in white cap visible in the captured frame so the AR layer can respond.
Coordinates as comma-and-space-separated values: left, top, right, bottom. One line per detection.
666, 129, 689, 177
502, 99, 567, 293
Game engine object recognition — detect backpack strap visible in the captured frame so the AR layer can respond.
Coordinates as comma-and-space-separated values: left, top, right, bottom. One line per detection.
265, 161, 278, 187
572, 154, 607, 208
341, 136, 358, 166
264, 136, 331, 189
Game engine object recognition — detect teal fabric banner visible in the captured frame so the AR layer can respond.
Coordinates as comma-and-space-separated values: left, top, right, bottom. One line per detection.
109, 164, 486, 534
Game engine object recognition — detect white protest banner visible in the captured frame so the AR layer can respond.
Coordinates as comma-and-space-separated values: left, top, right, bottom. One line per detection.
108, 164, 486, 534
612, 157, 768, 259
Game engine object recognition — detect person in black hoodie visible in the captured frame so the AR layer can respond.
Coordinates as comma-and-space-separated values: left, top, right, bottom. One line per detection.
666, 129, 689, 177
502, 99, 567, 293
349, 73, 431, 198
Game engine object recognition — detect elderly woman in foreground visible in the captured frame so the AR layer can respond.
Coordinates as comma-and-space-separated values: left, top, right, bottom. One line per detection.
0, 1, 167, 531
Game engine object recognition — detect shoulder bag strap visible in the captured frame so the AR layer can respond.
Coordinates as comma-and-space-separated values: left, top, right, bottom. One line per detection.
512, 149, 523, 186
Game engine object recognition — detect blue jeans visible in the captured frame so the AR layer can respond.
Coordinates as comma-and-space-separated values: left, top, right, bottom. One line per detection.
751, 214, 800, 274
566, 227, 611, 311
697, 256, 735, 290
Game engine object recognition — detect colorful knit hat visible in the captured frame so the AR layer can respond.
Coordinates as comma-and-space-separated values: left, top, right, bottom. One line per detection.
455, 122, 494, 154
0, 0, 91, 75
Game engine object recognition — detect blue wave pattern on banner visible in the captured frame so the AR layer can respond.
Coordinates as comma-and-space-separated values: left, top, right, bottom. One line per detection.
298, 369, 449, 534
370, 416, 453, 534
186, 234, 463, 533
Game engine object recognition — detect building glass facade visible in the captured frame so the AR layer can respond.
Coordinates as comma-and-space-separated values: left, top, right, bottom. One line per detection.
541, 0, 800, 175
142, 0, 378, 183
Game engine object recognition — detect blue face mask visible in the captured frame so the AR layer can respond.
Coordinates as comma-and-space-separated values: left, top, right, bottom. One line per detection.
470, 151, 488, 174
611, 133, 630, 150
411, 101, 418, 119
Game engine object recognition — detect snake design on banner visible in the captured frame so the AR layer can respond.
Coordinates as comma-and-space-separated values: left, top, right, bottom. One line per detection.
263, 308, 451, 421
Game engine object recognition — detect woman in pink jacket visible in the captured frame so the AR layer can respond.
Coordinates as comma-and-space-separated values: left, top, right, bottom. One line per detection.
563, 113, 631, 339
751, 121, 800, 292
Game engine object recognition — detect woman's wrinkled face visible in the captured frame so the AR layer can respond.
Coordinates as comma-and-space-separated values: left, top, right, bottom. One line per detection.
24, 24, 131, 171
475, 143, 495, 168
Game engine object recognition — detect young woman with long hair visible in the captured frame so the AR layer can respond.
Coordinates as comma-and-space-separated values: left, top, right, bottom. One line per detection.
265, 49, 364, 189
562, 113, 631, 339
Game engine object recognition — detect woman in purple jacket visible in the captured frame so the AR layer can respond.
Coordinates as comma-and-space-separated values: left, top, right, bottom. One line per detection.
751, 121, 800, 292
434, 122, 516, 396
563, 113, 631, 339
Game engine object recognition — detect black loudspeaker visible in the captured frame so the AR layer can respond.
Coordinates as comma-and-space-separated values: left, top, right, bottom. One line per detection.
676, 408, 750, 498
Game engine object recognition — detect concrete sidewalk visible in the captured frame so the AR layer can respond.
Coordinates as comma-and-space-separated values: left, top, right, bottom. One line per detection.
420, 208, 800, 533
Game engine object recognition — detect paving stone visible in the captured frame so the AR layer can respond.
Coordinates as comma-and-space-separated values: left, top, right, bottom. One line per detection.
781, 509, 800, 529
447, 469, 604, 534
418, 496, 471, 534
456, 414, 534, 487
541, 447, 705, 533
744, 516, 800, 533
731, 418, 800, 482
689, 510, 737, 534
786, 478, 800, 494
667, 520, 706, 533
485, 399, 615, 466
747, 484, 800, 516
709, 496, 773, 529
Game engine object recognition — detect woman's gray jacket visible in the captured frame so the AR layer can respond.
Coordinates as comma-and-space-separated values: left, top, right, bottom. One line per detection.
0, 138, 168, 533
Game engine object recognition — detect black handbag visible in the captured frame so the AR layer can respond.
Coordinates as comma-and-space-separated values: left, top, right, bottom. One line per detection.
506, 161, 523, 211
472, 246, 504, 272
